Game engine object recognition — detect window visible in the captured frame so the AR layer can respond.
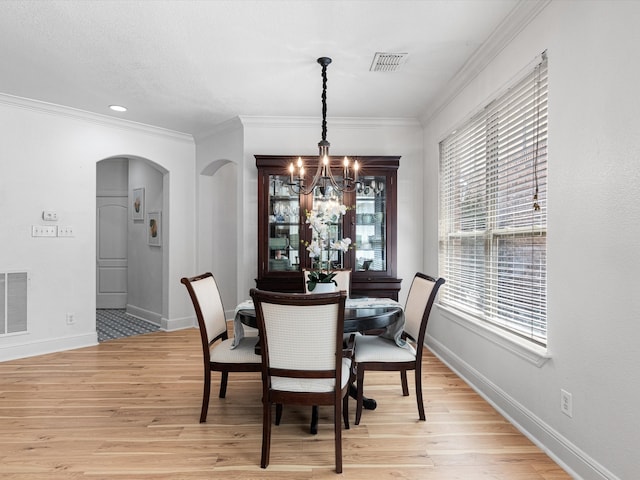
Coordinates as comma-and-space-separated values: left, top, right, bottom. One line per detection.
439, 54, 547, 345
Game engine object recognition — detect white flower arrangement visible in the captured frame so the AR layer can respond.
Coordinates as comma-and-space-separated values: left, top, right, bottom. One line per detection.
304, 200, 352, 291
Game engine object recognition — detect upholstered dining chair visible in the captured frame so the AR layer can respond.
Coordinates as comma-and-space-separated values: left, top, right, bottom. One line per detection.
250, 288, 352, 473
181, 272, 261, 423
352, 272, 445, 425
303, 268, 351, 297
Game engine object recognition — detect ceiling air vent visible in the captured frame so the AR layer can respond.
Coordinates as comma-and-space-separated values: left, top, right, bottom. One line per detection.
369, 52, 408, 72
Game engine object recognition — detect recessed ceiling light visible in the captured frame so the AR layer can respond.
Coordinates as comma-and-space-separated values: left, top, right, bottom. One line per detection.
109, 105, 127, 112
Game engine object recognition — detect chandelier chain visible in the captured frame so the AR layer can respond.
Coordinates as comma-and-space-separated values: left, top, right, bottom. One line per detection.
321, 60, 328, 143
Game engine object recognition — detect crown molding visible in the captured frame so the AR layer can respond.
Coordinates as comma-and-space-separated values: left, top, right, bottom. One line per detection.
421, 0, 551, 125
196, 116, 244, 142
0, 92, 194, 143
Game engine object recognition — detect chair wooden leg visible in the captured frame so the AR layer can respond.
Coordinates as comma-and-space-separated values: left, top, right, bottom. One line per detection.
275, 403, 283, 425
334, 399, 343, 473
415, 368, 426, 421
342, 391, 350, 429
200, 368, 211, 423
400, 370, 409, 396
310, 406, 319, 434
261, 401, 271, 468
218, 371, 229, 398
355, 367, 365, 425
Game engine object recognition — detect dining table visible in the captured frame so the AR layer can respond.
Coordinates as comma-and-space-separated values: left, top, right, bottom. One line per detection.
232, 296, 407, 434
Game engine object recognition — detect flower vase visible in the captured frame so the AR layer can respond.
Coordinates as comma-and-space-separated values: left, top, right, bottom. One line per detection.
310, 283, 337, 294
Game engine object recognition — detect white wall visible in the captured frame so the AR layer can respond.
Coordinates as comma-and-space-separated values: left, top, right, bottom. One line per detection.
423, 2, 640, 479
195, 118, 244, 315
97, 158, 128, 195
127, 158, 164, 324
0, 96, 197, 360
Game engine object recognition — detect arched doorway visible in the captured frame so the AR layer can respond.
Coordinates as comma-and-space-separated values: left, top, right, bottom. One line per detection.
96, 156, 167, 341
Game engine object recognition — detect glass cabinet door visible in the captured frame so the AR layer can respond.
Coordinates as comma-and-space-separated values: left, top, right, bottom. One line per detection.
355, 176, 387, 272
267, 174, 300, 272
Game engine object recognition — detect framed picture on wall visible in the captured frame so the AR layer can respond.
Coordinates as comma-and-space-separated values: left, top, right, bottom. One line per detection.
147, 211, 161, 246
132, 187, 145, 221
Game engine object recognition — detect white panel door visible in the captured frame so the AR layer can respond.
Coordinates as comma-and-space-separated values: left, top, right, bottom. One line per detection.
96, 196, 128, 308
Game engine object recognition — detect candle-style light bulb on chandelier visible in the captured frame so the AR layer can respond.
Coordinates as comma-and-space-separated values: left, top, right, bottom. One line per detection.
288, 57, 359, 196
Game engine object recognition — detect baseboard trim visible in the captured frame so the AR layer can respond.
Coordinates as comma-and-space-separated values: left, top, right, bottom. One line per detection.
0, 332, 97, 362
426, 336, 619, 480
125, 304, 163, 326
162, 315, 195, 331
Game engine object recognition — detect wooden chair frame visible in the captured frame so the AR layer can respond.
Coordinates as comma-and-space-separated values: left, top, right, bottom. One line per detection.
353, 273, 445, 424
250, 288, 351, 473
181, 272, 261, 423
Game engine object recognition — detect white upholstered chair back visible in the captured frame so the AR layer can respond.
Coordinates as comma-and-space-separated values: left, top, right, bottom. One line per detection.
190, 274, 227, 343
251, 289, 348, 393
262, 302, 339, 372
403, 274, 437, 342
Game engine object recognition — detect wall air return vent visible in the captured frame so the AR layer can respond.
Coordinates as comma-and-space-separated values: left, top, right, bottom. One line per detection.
369, 52, 408, 72
1, 272, 28, 335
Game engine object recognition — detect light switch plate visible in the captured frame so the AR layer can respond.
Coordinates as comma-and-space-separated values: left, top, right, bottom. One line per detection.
57, 226, 74, 237
32, 225, 57, 237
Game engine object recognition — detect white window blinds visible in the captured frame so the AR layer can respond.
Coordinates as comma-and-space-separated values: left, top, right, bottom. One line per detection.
439, 54, 548, 345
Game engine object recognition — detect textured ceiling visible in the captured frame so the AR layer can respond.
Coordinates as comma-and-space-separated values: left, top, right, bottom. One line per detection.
0, 0, 522, 138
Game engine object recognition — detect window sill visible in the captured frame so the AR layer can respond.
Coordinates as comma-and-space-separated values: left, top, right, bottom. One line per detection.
437, 304, 551, 367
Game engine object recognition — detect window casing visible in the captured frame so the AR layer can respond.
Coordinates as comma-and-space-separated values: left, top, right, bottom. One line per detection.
439, 55, 547, 345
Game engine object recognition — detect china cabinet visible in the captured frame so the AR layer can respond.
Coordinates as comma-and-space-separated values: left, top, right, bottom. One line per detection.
255, 155, 401, 300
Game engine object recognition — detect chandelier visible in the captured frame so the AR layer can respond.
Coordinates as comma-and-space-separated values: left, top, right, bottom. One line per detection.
288, 57, 359, 196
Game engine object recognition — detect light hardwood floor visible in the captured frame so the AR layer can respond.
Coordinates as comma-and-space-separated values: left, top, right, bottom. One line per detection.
0, 327, 571, 479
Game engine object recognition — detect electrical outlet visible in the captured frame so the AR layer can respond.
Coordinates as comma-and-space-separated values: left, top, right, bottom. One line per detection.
57, 226, 74, 237
66, 313, 75, 325
561, 389, 573, 417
